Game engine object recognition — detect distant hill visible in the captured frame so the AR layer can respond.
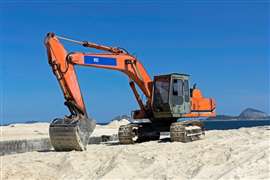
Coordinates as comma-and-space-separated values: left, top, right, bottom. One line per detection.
239, 108, 268, 119
208, 108, 270, 120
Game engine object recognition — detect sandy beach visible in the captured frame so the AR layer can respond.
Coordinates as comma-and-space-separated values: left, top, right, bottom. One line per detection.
1, 122, 270, 180
0, 119, 129, 141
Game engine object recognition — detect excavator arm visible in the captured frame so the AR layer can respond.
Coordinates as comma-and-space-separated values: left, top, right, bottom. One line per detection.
45, 33, 86, 115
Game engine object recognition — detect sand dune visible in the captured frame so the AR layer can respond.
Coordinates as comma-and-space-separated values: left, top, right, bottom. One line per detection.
1, 123, 49, 141
1, 123, 270, 179
1, 119, 130, 141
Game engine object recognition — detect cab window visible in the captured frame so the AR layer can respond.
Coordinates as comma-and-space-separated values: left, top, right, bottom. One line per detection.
172, 79, 183, 96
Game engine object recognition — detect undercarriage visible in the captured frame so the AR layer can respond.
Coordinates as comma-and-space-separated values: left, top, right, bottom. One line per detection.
118, 120, 205, 144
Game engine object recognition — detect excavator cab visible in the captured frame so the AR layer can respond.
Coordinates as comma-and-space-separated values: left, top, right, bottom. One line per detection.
152, 73, 191, 118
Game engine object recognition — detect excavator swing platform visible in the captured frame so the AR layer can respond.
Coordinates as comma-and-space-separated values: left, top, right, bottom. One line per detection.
45, 32, 216, 151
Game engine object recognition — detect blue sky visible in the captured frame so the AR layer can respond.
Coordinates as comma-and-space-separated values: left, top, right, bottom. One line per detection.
0, 1, 269, 124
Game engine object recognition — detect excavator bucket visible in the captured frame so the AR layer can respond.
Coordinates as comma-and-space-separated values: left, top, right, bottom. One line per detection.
49, 117, 96, 151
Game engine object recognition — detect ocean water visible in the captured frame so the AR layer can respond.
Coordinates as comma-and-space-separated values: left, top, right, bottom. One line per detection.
98, 119, 270, 131
2, 119, 269, 130
202, 119, 270, 130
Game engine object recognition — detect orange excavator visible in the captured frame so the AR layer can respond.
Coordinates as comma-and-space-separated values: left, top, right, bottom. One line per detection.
45, 32, 216, 151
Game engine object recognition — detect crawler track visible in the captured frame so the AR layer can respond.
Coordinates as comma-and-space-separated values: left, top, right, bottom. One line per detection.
118, 123, 162, 144
118, 124, 138, 144
170, 120, 204, 142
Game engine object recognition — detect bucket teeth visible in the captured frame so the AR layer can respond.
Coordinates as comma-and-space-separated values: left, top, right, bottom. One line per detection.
49, 117, 96, 151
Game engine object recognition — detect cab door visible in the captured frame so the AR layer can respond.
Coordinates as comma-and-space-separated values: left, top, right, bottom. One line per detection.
170, 77, 190, 115
171, 79, 184, 107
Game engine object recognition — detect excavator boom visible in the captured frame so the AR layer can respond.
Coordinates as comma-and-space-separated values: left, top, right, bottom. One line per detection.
46, 33, 153, 119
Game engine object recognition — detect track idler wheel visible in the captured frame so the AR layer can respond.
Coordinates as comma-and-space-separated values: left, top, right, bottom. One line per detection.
170, 120, 204, 143
49, 116, 96, 151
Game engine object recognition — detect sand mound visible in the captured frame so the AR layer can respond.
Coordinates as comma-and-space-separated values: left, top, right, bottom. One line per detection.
1, 123, 49, 141
1, 120, 130, 141
2, 126, 270, 180
106, 118, 130, 128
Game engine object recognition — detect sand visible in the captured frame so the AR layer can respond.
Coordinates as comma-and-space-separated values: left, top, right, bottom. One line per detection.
1, 122, 270, 180
0, 119, 130, 141
1, 123, 50, 141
